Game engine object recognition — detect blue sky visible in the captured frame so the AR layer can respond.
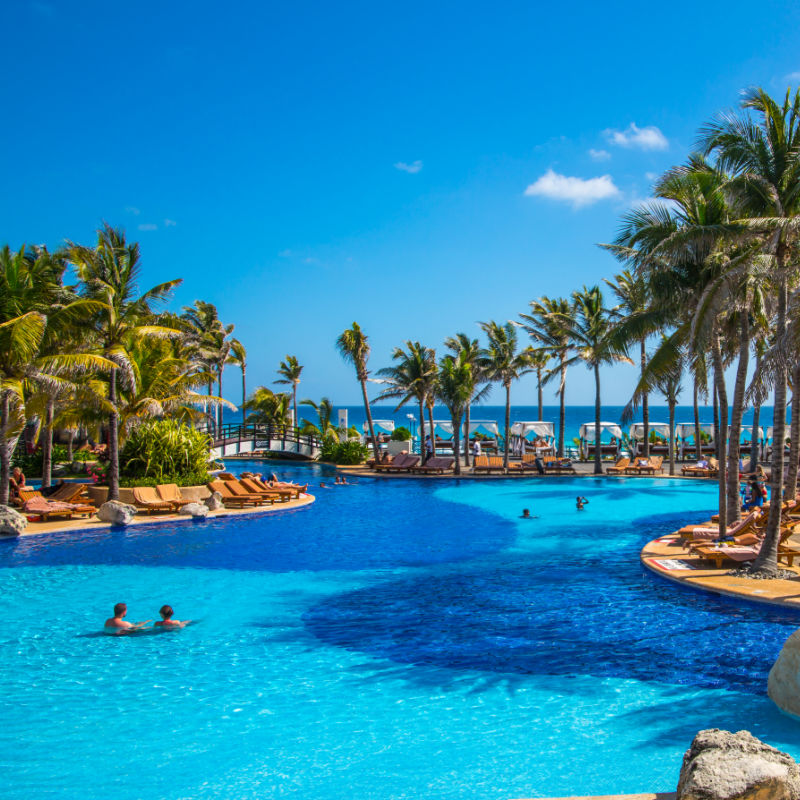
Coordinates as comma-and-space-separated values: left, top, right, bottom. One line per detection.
2, 0, 799, 408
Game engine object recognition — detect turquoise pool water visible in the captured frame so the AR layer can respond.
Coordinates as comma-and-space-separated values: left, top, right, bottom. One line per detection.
1, 465, 798, 799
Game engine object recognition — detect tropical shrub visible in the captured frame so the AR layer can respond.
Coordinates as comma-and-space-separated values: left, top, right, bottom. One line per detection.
12, 444, 72, 476
119, 419, 213, 482
390, 426, 412, 441
319, 438, 368, 465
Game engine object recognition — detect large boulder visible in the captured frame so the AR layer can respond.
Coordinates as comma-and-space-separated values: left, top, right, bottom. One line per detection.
97, 500, 138, 526
204, 491, 224, 511
0, 505, 27, 537
769, 630, 800, 719
181, 502, 209, 519
677, 729, 800, 800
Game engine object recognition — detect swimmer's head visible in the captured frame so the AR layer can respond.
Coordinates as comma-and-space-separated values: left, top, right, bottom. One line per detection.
159, 605, 174, 619
522, 508, 530, 517
114, 602, 127, 618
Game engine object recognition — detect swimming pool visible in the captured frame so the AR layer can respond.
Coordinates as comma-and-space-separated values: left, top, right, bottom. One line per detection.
1, 464, 798, 799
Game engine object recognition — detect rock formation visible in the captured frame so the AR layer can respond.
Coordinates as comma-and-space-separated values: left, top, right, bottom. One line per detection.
0, 505, 27, 537
97, 500, 138, 526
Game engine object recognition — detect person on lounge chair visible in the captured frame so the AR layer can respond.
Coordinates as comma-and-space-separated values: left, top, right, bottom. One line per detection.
9, 467, 26, 499
104, 603, 149, 635
154, 605, 190, 629
743, 480, 765, 511
696, 458, 709, 469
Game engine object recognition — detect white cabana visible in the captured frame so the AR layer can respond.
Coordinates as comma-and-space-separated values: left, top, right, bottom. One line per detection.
675, 423, 715, 461
469, 420, 500, 437
510, 421, 554, 439
432, 420, 454, 438
629, 422, 671, 439
366, 419, 395, 434
579, 422, 623, 442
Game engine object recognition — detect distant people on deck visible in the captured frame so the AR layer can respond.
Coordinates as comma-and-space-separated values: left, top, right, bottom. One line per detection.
472, 440, 482, 458
425, 435, 434, 461
104, 603, 149, 635
576, 496, 588, 511
696, 458, 709, 469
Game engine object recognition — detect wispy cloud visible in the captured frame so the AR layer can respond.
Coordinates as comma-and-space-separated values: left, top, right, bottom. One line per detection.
645, 171, 658, 181
785, 71, 800, 83
394, 160, 423, 174
302, 256, 320, 265
278, 249, 293, 258
164, 218, 177, 227
604, 123, 668, 151
589, 148, 611, 162
524, 169, 619, 208
138, 223, 158, 231
126, 206, 141, 216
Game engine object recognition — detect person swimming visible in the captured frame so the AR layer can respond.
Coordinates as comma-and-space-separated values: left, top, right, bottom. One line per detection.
103, 603, 150, 635
154, 604, 190, 629
576, 496, 589, 510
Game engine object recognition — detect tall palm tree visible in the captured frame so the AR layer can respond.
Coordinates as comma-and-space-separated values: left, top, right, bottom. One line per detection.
479, 320, 536, 469
519, 297, 572, 456
229, 340, 247, 428
376, 341, 436, 463
66, 224, 181, 500
336, 322, 380, 462
444, 333, 488, 467
557, 286, 632, 475
436, 352, 474, 475
299, 396, 338, 440
652, 342, 683, 476
275, 355, 304, 429
243, 386, 292, 426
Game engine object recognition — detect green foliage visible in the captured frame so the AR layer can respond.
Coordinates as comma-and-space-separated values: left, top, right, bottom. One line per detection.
71, 450, 95, 461
12, 444, 72, 476
119, 471, 211, 488
390, 426, 412, 441
120, 419, 212, 481
319, 438, 368, 465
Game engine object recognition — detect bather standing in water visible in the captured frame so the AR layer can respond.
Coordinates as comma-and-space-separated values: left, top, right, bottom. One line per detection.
154, 605, 190, 629
576, 496, 588, 510
104, 603, 149, 635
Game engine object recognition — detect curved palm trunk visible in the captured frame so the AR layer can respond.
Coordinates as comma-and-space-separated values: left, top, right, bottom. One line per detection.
452, 413, 462, 475
108, 367, 120, 501
67, 428, 75, 463
641, 339, 650, 458
751, 375, 762, 469
711, 338, 728, 537
668, 397, 676, 476
593, 363, 602, 475
785, 361, 800, 500
427, 402, 435, 461
712, 391, 720, 462
207, 381, 214, 435
292, 385, 298, 431
755, 277, 789, 575
360, 376, 380, 462
217, 369, 223, 433
693, 382, 702, 460
42, 397, 55, 489
241, 367, 247, 428
726, 316, 750, 522
0, 392, 11, 505
503, 382, 511, 469
464, 402, 471, 468
537, 367, 543, 421
418, 398, 426, 463
557, 355, 567, 457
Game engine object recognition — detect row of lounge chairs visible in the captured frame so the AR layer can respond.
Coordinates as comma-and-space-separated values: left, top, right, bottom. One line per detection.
16, 484, 96, 521
207, 477, 308, 508
606, 456, 664, 475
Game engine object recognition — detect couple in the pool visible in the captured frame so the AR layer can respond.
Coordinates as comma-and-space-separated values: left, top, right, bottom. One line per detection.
104, 602, 190, 635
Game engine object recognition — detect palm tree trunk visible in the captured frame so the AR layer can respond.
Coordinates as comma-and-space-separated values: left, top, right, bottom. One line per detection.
641, 338, 650, 458
418, 398, 426, 464
751, 370, 762, 469
108, 367, 120, 501
360, 378, 380, 462
693, 381, 702, 460
668, 396, 676, 476
785, 362, 800, 500
712, 389, 720, 462
67, 428, 74, 463
537, 367, 543, 421
292, 385, 298, 431
503, 382, 511, 469
207, 381, 214, 435
558, 355, 566, 457
712, 337, 728, 537
217, 370, 223, 433
464, 402, 471, 467
427, 402, 435, 461
42, 397, 54, 489
593, 363, 602, 475
726, 315, 750, 522
0, 392, 10, 505
453, 414, 462, 475
755, 277, 788, 575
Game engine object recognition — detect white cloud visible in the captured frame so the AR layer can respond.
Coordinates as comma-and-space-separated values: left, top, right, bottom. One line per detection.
164, 218, 177, 227
524, 169, 620, 208
604, 123, 669, 151
126, 206, 141, 216
137, 223, 158, 231
589, 148, 611, 161
645, 171, 658, 181
302, 256, 320, 265
785, 71, 800, 82
394, 160, 423, 174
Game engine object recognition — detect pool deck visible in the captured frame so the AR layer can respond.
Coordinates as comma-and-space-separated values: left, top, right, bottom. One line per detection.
13, 493, 315, 538
641, 529, 800, 609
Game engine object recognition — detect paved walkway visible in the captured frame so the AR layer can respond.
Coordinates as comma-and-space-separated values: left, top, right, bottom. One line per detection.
15, 493, 315, 538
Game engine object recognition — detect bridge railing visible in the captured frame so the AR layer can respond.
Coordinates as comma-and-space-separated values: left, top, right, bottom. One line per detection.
205, 423, 323, 450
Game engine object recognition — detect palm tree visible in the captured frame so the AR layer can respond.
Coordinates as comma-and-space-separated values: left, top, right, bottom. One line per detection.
519, 297, 572, 456
653, 342, 683, 476
557, 286, 632, 475
243, 386, 292, 426
66, 224, 181, 500
229, 340, 247, 428
700, 87, 800, 575
605, 270, 651, 456
436, 353, 474, 475
336, 322, 380, 462
299, 396, 338, 440
275, 355, 303, 429
479, 320, 536, 469
376, 341, 436, 463
444, 333, 488, 467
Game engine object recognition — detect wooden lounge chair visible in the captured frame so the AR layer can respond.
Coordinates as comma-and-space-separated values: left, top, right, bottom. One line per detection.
693, 541, 762, 569
681, 457, 719, 477
238, 478, 292, 503
370, 453, 394, 470
632, 455, 663, 475
155, 484, 193, 511
677, 510, 762, 543
385, 454, 420, 473
21, 494, 96, 520
606, 457, 630, 474
47, 482, 90, 503
472, 456, 505, 474
132, 486, 174, 514
222, 480, 275, 505
413, 456, 454, 474
542, 455, 576, 474
207, 480, 266, 507
519, 453, 544, 473
245, 476, 307, 499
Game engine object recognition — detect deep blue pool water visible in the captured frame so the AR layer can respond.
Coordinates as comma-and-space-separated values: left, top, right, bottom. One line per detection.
1, 462, 799, 800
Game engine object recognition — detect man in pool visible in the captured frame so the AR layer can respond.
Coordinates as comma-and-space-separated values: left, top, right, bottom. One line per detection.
576, 496, 588, 510
154, 605, 190, 629
104, 603, 149, 635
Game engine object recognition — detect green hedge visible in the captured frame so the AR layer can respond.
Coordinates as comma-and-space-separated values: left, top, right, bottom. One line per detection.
119, 471, 211, 488
320, 438, 368, 465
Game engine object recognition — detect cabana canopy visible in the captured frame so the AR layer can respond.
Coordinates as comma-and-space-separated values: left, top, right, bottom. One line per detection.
510, 421, 554, 439
579, 422, 622, 441
739, 426, 764, 441
629, 422, 671, 439
469, 420, 500, 437
675, 423, 715, 440
433, 420, 454, 437
367, 420, 395, 433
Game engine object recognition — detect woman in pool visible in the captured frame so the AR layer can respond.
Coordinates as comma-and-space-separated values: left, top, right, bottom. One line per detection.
155, 605, 190, 629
